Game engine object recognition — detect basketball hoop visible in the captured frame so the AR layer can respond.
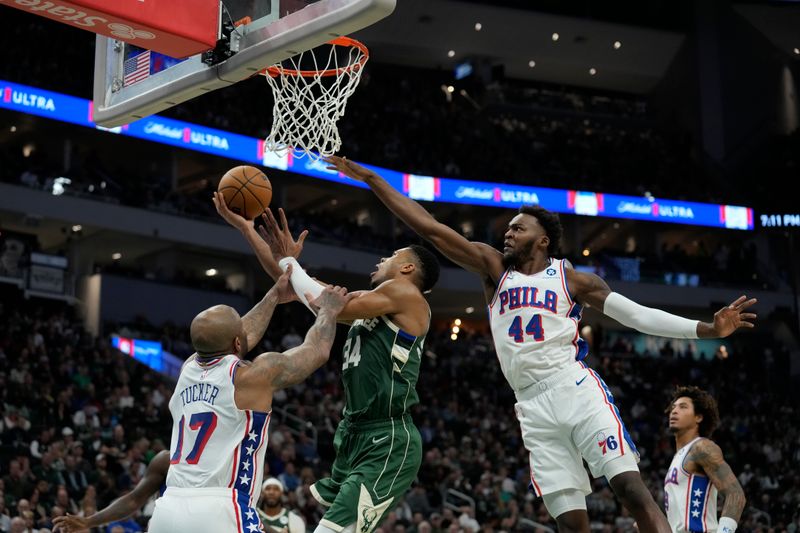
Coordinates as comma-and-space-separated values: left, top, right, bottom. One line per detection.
262, 37, 368, 161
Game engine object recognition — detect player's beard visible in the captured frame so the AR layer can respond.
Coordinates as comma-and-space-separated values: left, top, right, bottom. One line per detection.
369, 273, 384, 289
264, 497, 281, 508
502, 240, 535, 269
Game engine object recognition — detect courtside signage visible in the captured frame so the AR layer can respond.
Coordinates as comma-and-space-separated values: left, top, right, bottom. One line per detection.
0, 79, 754, 230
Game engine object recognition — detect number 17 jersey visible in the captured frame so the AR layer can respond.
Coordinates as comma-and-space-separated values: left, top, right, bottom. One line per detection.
488, 259, 589, 394
166, 354, 271, 509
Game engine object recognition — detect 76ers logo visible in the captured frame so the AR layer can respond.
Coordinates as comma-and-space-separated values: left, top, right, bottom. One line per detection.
597, 432, 619, 455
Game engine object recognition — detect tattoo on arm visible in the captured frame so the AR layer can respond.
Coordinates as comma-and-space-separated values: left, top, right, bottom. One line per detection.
266, 309, 338, 389
241, 292, 279, 351
689, 440, 746, 521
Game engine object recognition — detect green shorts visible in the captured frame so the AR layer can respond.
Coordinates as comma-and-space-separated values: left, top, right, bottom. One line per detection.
310, 414, 422, 533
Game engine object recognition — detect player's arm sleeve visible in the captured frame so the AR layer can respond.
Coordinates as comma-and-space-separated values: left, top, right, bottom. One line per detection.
278, 257, 324, 312
603, 292, 699, 339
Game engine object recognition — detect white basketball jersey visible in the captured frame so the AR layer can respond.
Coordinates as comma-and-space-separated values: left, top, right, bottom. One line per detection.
488, 259, 588, 393
166, 354, 271, 509
664, 437, 719, 533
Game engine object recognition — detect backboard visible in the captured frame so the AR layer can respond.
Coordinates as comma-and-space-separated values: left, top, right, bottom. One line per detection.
93, 0, 395, 127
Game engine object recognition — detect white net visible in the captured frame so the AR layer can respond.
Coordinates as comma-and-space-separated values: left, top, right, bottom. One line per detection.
263, 37, 368, 161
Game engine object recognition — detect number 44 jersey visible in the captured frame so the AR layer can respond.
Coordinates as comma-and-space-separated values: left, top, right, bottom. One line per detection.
341, 316, 426, 422
166, 354, 270, 508
489, 258, 589, 395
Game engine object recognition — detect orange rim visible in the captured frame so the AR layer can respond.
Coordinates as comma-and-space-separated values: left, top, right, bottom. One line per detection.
261, 37, 369, 78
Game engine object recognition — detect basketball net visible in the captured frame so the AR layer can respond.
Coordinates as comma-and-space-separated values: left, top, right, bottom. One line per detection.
262, 37, 368, 161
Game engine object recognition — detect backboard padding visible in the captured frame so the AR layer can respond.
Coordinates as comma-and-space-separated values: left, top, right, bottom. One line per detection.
93, 0, 395, 127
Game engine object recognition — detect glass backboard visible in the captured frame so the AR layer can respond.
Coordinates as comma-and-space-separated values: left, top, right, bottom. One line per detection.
93, 0, 395, 127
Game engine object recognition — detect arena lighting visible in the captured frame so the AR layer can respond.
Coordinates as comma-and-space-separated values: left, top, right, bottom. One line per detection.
465, 307, 475, 314
450, 333, 458, 341
71, 225, 82, 233
447, 49, 455, 58
10, 125, 16, 132
589, 68, 597, 76
794, 47, 799, 55
474, 22, 482, 31
205, 268, 218, 276
582, 248, 590, 257
528, 60, 536, 68
613, 41, 622, 50
112, 252, 122, 260
455, 318, 462, 326
52, 177, 71, 196
452, 326, 460, 333
447, 85, 455, 93
552, 32, 559, 41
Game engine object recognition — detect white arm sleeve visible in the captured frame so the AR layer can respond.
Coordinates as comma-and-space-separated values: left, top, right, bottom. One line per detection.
603, 292, 699, 339
278, 257, 324, 314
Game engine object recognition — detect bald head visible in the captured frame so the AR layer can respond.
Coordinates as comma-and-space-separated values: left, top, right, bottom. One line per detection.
190, 305, 244, 356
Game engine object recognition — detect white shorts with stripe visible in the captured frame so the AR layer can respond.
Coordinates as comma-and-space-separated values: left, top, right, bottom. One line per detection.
148, 487, 262, 533
514, 361, 639, 497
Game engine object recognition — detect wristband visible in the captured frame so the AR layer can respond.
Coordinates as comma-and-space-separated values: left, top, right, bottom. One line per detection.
718, 517, 737, 533
278, 257, 323, 313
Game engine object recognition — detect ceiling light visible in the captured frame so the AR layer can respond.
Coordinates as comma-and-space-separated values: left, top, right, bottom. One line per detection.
452, 326, 460, 334
474, 22, 482, 31
528, 60, 536, 68
205, 268, 218, 277
794, 47, 800, 55
447, 85, 455, 93
613, 41, 622, 50
589, 67, 597, 76
465, 307, 475, 314
10, 126, 16, 132
447, 50, 455, 58
582, 248, 590, 257
551, 32, 559, 41
71, 225, 82, 233
450, 333, 458, 341
454, 318, 462, 326
112, 252, 122, 260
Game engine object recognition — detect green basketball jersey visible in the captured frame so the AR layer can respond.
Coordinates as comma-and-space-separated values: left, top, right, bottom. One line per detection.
340, 316, 425, 422
257, 508, 305, 532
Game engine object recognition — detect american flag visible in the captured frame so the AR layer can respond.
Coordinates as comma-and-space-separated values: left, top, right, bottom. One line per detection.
123, 50, 151, 87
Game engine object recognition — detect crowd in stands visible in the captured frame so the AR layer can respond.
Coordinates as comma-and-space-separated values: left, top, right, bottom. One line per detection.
1, 283, 798, 532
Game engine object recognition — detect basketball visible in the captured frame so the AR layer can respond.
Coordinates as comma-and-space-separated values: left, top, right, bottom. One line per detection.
217, 166, 272, 220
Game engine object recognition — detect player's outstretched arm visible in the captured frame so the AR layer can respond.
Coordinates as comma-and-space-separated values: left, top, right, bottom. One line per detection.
325, 156, 503, 279
213, 191, 306, 281
242, 286, 351, 398
567, 268, 757, 339
240, 266, 298, 351
687, 439, 746, 529
53, 450, 170, 532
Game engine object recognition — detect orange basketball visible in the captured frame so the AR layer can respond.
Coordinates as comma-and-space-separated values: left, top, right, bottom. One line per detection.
217, 166, 272, 220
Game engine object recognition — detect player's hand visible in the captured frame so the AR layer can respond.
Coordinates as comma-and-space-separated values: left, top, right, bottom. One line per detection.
309, 285, 353, 315
213, 191, 249, 231
269, 263, 298, 304
52, 514, 90, 532
258, 208, 308, 261
324, 155, 376, 183
711, 295, 757, 337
